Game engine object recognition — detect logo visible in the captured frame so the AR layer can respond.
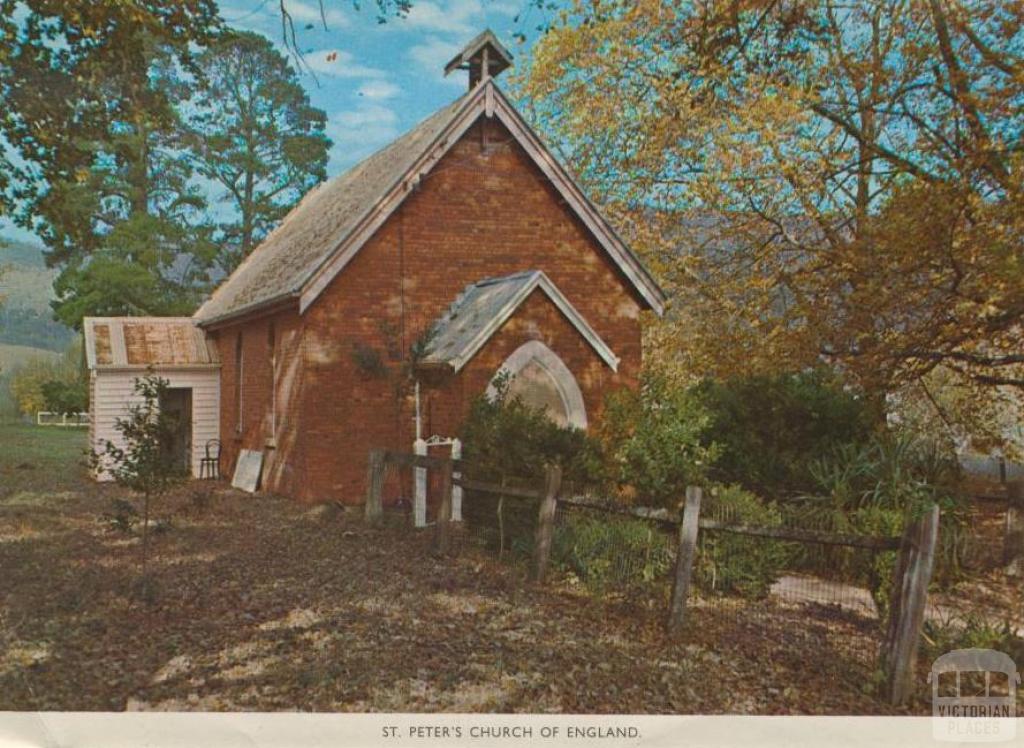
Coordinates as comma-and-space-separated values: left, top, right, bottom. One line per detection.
931, 648, 1020, 742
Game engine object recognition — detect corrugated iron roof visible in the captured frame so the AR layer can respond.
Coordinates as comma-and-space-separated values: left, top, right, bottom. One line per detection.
83, 317, 219, 370
418, 270, 619, 372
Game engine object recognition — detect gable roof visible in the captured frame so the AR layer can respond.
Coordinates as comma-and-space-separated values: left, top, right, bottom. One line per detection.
84, 317, 219, 370
418, 270, 619, 373
195, 80, 665, 327
443, 29, 514, 79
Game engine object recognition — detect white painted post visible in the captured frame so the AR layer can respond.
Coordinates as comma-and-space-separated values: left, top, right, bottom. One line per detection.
451, 438, 463, 522
413, 438, 428, 528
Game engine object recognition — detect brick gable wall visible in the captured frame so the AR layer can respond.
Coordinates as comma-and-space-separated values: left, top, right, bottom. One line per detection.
213, 116, 646, 503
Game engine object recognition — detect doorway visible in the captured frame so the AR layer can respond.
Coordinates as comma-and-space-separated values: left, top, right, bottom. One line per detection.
159, 387, 193, 474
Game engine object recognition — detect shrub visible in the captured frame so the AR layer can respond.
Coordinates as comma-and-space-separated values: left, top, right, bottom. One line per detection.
551, 514, 674, 594
694, 370, 875, 499
460, 488, 539, 558
922, 616, 1024, 665
799, 433, 968, 612
459, 374, 605, 555
599, 373, 718, 509
460, 371, 604, 485
91, 375, 188, 599
40, 379, 88, 416
695, 484, 791, 599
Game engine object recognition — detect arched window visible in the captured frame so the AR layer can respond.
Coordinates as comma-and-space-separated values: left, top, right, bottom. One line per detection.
486, 340, 587, 429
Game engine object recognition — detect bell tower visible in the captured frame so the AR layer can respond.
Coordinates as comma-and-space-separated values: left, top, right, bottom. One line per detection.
444, 29, 514, 90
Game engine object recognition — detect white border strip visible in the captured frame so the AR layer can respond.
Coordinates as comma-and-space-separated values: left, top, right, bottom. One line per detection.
0, 713, 993, 748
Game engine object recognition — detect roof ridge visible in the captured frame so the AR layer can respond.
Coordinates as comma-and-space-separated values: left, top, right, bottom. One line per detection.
194, 87, 477, 324
194, 75, 665, 326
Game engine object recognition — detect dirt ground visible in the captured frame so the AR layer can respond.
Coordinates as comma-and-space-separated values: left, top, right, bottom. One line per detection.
0, 424, 1019, 714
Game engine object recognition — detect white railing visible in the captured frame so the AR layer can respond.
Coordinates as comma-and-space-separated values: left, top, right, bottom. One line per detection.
36, 411, 90, 427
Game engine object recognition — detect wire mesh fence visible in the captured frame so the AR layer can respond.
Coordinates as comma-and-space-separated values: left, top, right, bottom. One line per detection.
453, 469, 546, 568
455, 474, 893, 673
364, 449, 932, 702
692, 491, 895, 670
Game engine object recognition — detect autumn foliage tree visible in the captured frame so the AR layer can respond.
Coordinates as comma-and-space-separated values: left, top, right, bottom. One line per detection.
519, 0, 1024, 448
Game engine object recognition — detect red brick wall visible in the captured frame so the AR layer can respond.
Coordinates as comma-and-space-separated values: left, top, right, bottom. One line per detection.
211, 309, 306, 497
214, 116, 647, 503
419, 289, 616, 439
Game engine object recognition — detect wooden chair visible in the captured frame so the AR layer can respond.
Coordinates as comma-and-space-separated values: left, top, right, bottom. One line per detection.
199, 439, 221, 480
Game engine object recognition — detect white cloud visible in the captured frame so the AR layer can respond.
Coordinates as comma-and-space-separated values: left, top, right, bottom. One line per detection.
357, 80, 401, 100
281, 0, 352, 29
326, 103, 401, 162
220, 1, 351, 30
332, 104, 399, 131
406, 36, 467, 85
392, 0, 484, 36
488, 0, 522, 18
303, 49, 387, 79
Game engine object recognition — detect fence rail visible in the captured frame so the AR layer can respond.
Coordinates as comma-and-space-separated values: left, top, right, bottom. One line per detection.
36, 411, 89, 427
363, 449, 938, 706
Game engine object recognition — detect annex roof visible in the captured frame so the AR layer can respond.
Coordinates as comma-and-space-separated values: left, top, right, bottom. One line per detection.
418, 270, 619, 373
83, 317, 219, 370
195, 60, 665, 327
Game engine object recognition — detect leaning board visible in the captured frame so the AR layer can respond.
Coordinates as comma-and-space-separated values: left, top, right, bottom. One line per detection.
231, 449, 263, 493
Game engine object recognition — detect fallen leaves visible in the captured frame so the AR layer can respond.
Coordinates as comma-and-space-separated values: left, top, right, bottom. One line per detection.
1, 460, 1019, 714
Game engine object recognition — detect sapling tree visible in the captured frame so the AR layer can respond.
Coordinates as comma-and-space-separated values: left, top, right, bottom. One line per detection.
91, 375, 188, 595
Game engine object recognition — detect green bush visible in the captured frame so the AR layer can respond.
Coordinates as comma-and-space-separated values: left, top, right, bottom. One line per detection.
922, 616, 1024, 665
459, 374, 607, 554
40, 379, 88, 416
798, 433, 969, 611
695, 484, 791, 599
461, 372, 604, 485
693, 370, 876, 499
599, 373, 718, 509
551, 514, 674, 594
460, 488, 539, 558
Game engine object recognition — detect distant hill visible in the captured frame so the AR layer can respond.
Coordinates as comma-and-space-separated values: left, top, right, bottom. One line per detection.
0, 238, 74, 351
0, 239, 48, 267
0, 342, 60, 371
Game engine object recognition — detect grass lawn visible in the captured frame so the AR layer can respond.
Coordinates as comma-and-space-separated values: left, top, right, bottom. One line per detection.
0, 425, 1015, 714
0, 422, 89, 497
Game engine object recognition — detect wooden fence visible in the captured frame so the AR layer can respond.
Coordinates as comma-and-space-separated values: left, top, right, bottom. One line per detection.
363, 449, 940, 705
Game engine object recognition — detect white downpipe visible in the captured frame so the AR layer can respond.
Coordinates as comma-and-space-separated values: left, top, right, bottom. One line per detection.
414, 380, 422, 441
451, 437, 463, 522
413, 437, 428, 528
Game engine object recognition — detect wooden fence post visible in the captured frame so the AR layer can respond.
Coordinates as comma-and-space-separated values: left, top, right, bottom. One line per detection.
667, 485, 702, 637
1005, 481, 1023, 577
885, 503, 940, 706
533, 464, 563, 583
364, 450, 385, 524
433, 457, 455, 556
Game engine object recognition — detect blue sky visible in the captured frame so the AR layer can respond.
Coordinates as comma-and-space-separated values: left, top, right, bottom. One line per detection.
0, 0, 559, 245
